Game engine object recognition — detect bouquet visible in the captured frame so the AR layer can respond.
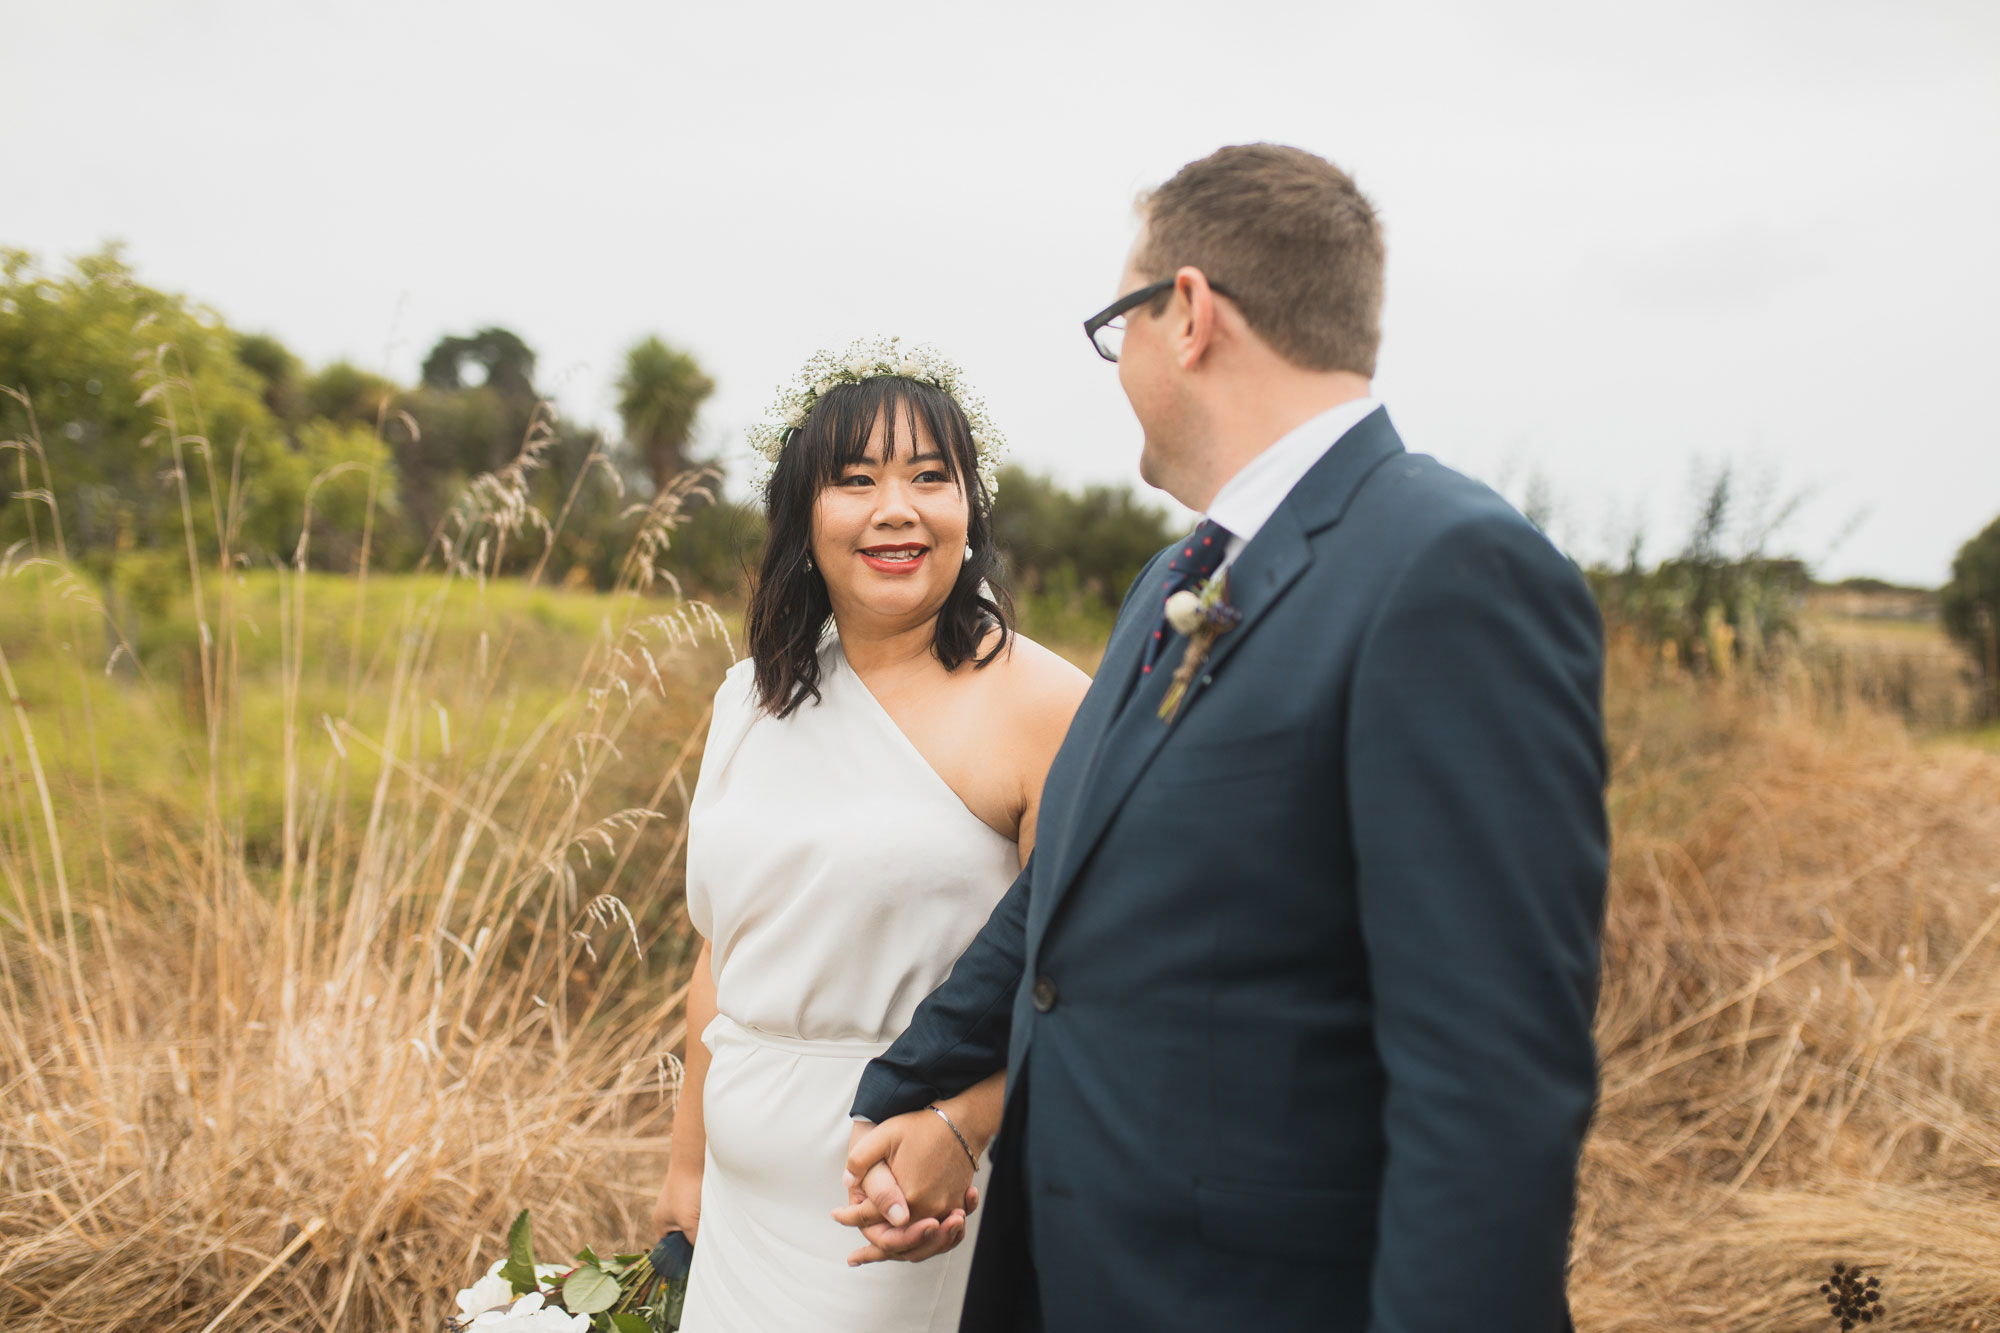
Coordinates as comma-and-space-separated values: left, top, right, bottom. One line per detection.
448, 1211, 692, 1332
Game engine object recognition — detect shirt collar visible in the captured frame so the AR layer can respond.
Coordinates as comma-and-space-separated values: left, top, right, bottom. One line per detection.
1205, 397, 1381, 547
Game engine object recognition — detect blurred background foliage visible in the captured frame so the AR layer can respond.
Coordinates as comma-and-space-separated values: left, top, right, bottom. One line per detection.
0, 247, 698, 593
0, 245, 1187, 636
1584, 466, 1812, 677
1941, 514, 2000, 717
3, 245, 1996, 718
1578, 463, 1995, 726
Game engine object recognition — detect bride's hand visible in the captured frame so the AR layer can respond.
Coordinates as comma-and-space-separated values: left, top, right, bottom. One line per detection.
842, 1114, 981, 1225
832, 1119, 979, 1264
651, 1163, 702, 1244
839, 1162, 974, 1266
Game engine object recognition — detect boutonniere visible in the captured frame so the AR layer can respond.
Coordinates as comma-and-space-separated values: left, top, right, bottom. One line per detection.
1158, 572, 1243, 724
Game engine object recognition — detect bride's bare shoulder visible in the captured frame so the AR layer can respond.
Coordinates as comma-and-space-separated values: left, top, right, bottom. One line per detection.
974, 628, 1091, 726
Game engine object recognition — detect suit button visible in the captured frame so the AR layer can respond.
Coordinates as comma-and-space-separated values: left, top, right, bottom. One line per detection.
1032, 976, 1058, 1013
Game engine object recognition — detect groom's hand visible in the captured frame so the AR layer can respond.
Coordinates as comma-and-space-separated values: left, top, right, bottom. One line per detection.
832, 1119, 979, 1265
838, 1166, 974, 1266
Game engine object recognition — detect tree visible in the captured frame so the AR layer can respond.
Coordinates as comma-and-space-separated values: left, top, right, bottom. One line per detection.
990, 464, 1179, 609
422, 327, 537, 401
398, 328, 655, 587
1941, 514, 2000, 716
235, 331, 304, 422
391, 328, 546, 544
0, 245, 376, 570
616, 335, 714, 495
304, 361, 401, 428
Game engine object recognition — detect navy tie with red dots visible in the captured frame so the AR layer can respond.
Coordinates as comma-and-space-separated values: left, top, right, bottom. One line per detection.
1140, 517, 1232, 678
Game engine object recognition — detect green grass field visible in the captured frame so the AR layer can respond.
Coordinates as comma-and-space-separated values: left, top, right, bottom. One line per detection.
0, 557, 1103, 904
1, 562, 735, 896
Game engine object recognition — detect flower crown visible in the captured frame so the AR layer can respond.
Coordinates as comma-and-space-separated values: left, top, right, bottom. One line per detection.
746, 336, 1006, 500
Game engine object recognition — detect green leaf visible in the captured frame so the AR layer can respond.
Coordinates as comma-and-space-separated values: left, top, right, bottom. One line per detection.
564, 1264, 622, 1315
508, 1209, 535, 1269
499, 1209, 538, 1294
574, 1245, 602, 1270
610, 1314, 651, 1333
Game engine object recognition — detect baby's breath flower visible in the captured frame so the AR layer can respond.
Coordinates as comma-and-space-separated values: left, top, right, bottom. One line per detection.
749, 335, 1007, 501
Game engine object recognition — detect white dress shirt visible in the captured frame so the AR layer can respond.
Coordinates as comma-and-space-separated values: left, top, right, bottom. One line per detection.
1204, 397, 1382, 565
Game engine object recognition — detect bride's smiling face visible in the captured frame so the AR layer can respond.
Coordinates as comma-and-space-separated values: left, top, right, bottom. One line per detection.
811, 405, 969, 629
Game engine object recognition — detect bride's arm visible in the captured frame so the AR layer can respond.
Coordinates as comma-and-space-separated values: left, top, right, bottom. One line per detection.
932, 1068, 1005, 1162
924, 650, 1082, 1155
651, 939, 717, 1240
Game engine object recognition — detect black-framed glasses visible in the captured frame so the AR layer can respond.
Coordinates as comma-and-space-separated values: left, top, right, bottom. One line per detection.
1082, 277, 1234, 362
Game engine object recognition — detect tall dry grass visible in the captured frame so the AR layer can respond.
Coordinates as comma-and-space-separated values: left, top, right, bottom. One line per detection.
6, 373, 2000, 1329
1573, 639, 2000, 1330
2, 389, 728, 1331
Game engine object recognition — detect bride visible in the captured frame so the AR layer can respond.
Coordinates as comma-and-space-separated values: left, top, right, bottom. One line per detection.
650, 340, 1089, 1331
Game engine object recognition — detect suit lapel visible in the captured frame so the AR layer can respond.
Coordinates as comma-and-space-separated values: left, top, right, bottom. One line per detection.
1031, 513, 1313, 946
1175, 408, 1407, 711
1167, 501, 1312, 705
1094, 554, 1169, 721
1031, 407, 1408, 944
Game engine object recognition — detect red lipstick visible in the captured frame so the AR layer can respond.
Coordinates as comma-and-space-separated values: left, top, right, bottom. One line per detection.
858, 543, 929, 575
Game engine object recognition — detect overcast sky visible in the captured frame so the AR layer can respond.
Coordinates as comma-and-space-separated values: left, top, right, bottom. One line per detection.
7, 0, 1996, 584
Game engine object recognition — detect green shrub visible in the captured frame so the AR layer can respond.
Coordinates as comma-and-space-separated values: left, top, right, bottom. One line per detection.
1941, 513, 2000, 717
990, 464, 1179, 612
1586, 467, 1809, 674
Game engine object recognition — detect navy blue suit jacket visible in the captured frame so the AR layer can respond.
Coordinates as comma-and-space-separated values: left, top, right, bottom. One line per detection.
853, 409, 1608, 1332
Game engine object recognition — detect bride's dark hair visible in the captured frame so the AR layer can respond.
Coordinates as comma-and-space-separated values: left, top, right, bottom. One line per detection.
746, 376, 1012, 718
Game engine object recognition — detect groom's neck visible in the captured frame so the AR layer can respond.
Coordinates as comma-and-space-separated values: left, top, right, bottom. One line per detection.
1178, 369, 1372, 513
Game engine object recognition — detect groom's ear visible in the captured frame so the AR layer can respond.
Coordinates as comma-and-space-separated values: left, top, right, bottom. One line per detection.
1172, 266, 1223, 372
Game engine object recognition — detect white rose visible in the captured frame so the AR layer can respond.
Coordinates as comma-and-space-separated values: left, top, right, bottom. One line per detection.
845, 355, 871, 378
1164, 589, 1204, 636
814, 377, 833, 396
468, 1292, 590, 1332
470, 1290, 544, 1326
784, 400, 807, 428
455, 1273, 515, 1318
896, 355, 923, 378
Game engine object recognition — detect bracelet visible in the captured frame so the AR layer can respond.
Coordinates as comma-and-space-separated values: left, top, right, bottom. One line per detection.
925, 1103, 979, 1169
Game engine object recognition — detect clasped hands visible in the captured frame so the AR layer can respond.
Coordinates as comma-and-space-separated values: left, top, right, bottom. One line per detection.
831, 1108, 984, 1266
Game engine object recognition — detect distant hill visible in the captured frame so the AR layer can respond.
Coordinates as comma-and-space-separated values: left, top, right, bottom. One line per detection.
1809, 577, 1938, 621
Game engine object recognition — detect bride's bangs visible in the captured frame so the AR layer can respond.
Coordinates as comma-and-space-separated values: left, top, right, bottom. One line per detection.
812, 379, 977, 495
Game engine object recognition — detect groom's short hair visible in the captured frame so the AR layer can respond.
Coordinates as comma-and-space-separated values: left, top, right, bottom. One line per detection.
1137, 143, 1384, 377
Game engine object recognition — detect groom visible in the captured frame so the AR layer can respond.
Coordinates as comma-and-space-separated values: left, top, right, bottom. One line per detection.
841, 143, 1609, 1332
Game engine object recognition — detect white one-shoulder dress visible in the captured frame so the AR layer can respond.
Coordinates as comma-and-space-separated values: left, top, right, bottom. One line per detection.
679, 634, 1017, 1332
